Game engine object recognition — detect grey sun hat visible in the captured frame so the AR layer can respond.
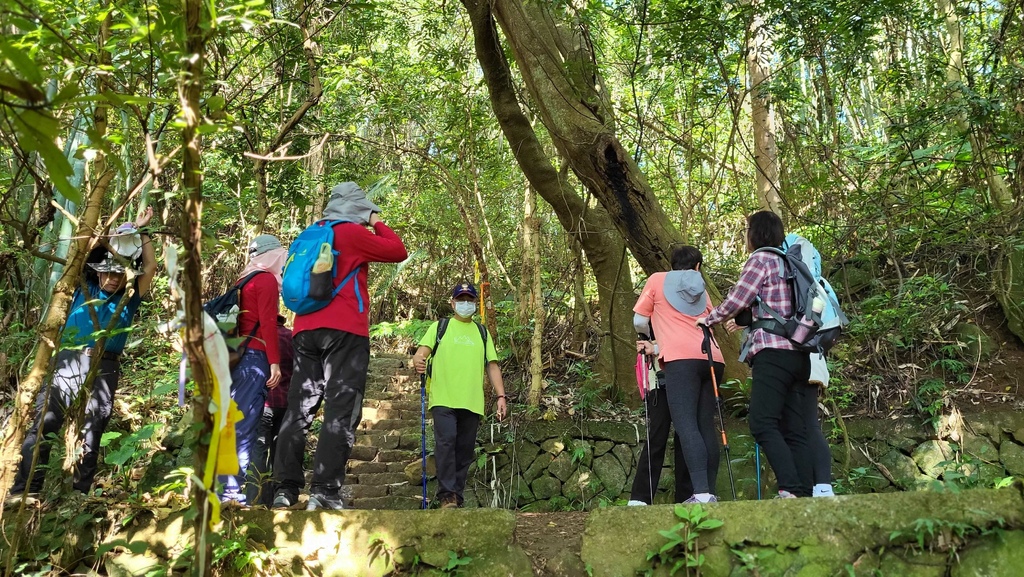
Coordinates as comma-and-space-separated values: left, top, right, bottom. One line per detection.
248, 234, 283, 257
663, 270, 708, 317
323, 182, 382, 224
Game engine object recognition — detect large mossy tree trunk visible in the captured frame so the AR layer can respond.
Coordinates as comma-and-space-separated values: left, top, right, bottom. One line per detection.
461, 0, 639, 400
487, 0, 680, 274
461, 0, 746, 393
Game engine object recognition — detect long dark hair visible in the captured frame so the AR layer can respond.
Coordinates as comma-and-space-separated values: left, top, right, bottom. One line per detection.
746, 211, 785, 250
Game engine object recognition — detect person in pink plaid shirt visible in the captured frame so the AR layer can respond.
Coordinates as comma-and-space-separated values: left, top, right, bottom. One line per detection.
697, 211, 813, 498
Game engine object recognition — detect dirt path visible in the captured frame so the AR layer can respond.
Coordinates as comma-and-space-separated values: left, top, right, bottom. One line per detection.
514, 511, 589, 576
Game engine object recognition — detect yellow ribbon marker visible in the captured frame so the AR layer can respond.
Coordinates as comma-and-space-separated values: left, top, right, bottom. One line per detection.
199, 308, 242, 526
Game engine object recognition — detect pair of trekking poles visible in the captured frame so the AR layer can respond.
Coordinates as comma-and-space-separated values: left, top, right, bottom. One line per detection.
635, 325, 737, 502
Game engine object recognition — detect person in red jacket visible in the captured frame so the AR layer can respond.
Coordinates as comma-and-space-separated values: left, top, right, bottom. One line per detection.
219, 234, 285, 505
273, 182, 408, 510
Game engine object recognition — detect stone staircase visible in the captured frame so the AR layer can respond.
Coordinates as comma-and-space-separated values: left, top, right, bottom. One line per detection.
341, 353, 433, 510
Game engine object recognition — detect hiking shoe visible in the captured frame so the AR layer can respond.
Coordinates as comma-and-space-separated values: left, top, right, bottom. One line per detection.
812, 484, 836, 498
437, 494, 459, 509
3, 492, 39, 508
776, 490, 798, 499
626, 500, 648, 506
306, 493, 345, 511
272, 492, 295, 509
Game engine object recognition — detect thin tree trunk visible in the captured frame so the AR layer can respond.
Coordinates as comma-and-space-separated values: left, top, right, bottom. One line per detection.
60, 10, 114, 484
937, 0, 1012, 210
524, 183, 544, 407
252, 0, 324, 231
746, 0, 782, 214
178, 0, 213, 572
0, 8, 116, 530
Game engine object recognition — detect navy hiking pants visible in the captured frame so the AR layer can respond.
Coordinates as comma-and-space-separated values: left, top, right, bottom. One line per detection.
218, 347, 269, 504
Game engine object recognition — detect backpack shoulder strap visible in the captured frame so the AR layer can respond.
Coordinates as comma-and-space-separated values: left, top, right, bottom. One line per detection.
426, 318, 450, 379
236, 270, 266, 289
475, 321, 489, 367
433, 317, 451, 352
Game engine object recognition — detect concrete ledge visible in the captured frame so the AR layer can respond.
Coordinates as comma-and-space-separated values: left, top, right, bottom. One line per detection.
582, 488, 1024, 576
111, 508, 532, 577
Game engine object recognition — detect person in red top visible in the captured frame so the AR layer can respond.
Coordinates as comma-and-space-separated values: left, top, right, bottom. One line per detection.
273, 182, 408, 510
218, 234, 285, 505
697, 211, 813, 498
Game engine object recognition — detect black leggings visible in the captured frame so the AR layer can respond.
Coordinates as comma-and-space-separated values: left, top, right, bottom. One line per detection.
662, 359, 724, 495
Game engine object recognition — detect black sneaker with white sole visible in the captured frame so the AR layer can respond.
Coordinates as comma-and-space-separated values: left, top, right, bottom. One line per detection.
306, 493, 345, 511
272, 492, 295, 509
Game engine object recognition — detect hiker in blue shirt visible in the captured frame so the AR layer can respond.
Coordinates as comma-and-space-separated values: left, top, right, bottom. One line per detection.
11, 209, 157, 496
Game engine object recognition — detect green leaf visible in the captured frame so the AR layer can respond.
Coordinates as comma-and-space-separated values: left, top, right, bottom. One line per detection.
100, 431, 123, 447
697, 519, 724, 530
13, 110, 81, 203
0, 38, 43, 84
206, 95, 226, 111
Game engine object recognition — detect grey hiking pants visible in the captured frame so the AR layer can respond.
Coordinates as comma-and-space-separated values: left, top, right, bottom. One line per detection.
14, 348, 120, 494
273, 328, 369, 501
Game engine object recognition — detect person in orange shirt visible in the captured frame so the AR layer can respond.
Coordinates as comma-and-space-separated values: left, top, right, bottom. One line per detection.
632, 246, 725, 504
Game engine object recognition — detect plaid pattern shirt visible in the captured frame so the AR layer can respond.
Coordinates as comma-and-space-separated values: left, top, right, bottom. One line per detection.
706, 250, 796, 359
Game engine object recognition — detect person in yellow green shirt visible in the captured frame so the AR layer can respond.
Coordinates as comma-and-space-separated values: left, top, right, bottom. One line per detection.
413, 281, 507, 508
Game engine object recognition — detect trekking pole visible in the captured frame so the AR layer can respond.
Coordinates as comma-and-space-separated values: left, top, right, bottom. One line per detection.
419, 372, 428, 510
755, 443, 762, 500
636, 344, 655, 505
701, 325, 737, 500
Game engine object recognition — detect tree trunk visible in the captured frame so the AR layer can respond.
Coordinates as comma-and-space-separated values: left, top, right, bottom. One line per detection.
937, 0, 1013, 210
747, 0, 782, 214
488, 0, 682, 275
178, 0, 214, 573
524, 184, 545, 407
0, 9, 116, 527
461, 0, 747, 395
252, 0, 323, 232
461, 0, 639, 400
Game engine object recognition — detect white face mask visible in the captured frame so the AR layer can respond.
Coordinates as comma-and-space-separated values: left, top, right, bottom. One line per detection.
454, 301, 477, 318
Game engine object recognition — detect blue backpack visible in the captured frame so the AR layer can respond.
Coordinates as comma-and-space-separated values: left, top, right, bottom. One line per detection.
281, 219, 363, 315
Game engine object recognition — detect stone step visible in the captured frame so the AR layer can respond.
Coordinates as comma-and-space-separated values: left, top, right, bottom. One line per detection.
354, 434, 401, 450
356, 472, 409, 486
347, 484, 389, 499
377, 449, 419, 463
362, 407, 423, 422
368, 355, 409, 370
350, 495, 423, 510
365, 400, 422, 412
388, 484, 427, 498
347, 460, 389, 475
358, 418, 419, 431
349, 445, 379, 462
363, 390, 417, 402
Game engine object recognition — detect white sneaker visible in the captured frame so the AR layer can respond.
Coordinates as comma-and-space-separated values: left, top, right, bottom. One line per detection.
626, 500, 648, 506
812, 484, 835, 497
